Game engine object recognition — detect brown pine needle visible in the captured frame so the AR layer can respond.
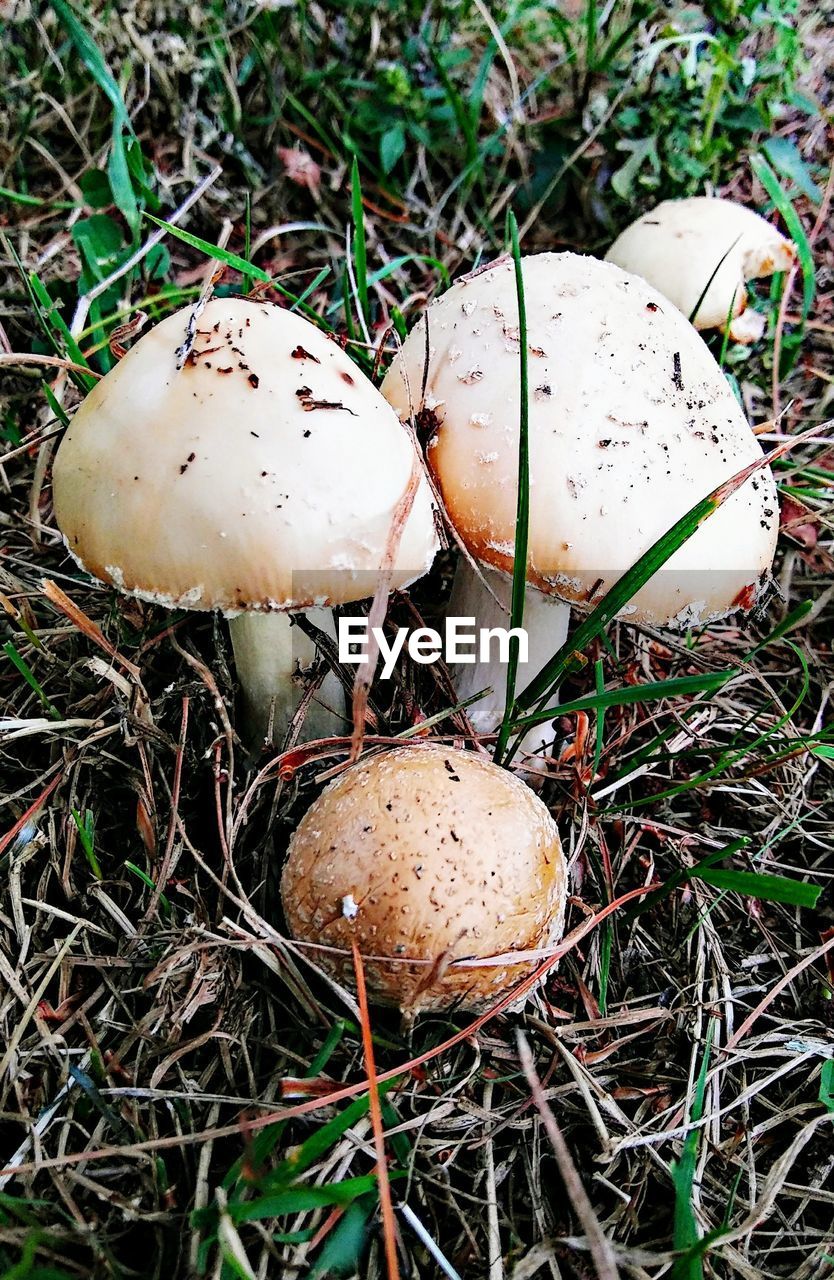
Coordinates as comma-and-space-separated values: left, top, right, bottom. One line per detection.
351, 936, 401, 1280
41, 578, 141, 679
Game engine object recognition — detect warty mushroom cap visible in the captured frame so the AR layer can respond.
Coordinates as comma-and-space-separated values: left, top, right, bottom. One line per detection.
605, 196, 796, 343
381, 252, 779, 628
53, 297, 438, 614
280, 743, 567, 1017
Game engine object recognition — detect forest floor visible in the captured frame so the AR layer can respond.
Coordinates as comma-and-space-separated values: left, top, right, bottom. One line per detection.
0, 3, 833, 1278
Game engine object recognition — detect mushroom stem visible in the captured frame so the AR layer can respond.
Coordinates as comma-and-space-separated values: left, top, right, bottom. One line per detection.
228, 609, 347, 746
447, 560, 570, 761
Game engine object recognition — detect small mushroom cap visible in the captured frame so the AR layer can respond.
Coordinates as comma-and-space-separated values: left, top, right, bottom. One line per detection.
280, 744, 566, 1016
605, 197, 796, 341
382, 252, 778, 627
53, 298, 438, 613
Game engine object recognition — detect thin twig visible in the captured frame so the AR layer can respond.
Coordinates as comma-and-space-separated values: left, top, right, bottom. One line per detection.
351, 937, 401, 1280
517, 1031, 621, 1280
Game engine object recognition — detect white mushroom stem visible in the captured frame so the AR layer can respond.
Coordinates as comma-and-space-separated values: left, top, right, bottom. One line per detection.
228, 608, 347, 747
447, 560, 570, 761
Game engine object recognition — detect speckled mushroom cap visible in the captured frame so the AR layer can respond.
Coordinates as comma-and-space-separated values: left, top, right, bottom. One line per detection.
53, 298, 438, 613
605, 197, 796, 343
280, 744, 567, 1016
382, 252, 778, 627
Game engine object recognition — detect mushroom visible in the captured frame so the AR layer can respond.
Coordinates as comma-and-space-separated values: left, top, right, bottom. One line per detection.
381, 252, 778, 762
280, 742, 566, 1018
605, 197, 796, 344
52, 297, 439, 745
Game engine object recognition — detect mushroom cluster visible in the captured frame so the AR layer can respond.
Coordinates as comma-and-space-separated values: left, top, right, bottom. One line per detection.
53, 297, 439, 745
52, 215, 784, 1021
281, 743, 567, 1019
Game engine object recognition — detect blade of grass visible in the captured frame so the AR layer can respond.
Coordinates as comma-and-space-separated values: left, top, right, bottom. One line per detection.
3, 247, 96, 392
750, 152, 815, 327
224, 1173, 396, 1222
625, 840, 748, 922
692, 867, 820, 908
625, 836, 818, 917
71, 808, 101, 880
820, 1061, 834, 1114
687, 236, 741, 327
124, 860, 171, 917
494, 211, 530, 765
591, 657, 606, 780
51, 0, 132, 131
350, 156, 369, 332
513, 670, 737, 730
598, 917, 613, 1016
142, 215, 323, 322
717, 285, 741, 368
596, 600, 815, 794
514, 429, 823, 723
671, 1020, 715, 1280
0, 185, 76, 209
3, 642, 61, 720
602, 638, 812, 811
242, 192, 253, 295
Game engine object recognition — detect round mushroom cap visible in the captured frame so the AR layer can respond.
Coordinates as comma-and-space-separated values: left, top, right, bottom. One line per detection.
280, 744, 567, 1017
605, 197, 796, 343
53, 298, 438, 613
382, 252, 778, 628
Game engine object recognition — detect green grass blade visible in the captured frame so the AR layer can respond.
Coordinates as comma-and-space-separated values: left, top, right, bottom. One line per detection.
260, 1078, 400, 1190
514, 446, 778, 717
692, 867, 820, 908
0, 185, 75, 209
750, 152, 815, 325
626, 836, 817, 916
350, 155, 369, 330
512, 670, 738, 730
144, 215, 271, 282
243, 191, 253, 295
310, 1193, 375, 1278
591, 657, 605, 779
626, 839, 748, 922
1, 239, 96, 391
51, 0, 132, 130
598, 915, 612, 1015
820, 1060, 834, 1114
671, 1020, 715, 1279
687, 242, 741, 328
143, 216, 324, 323
71, 807, 102, 879
3, 641, 61, 719
124, 860, 171, 917
494, 212, 530, 765
225, 1172, 395, 1222
603, 638, 812, 813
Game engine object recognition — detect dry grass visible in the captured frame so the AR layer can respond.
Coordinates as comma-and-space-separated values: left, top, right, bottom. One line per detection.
1, 4, 833, 1278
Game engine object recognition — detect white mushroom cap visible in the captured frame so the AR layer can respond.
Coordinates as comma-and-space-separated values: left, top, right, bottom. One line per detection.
53, 298, 438, 614
382, 252, 778, 628
280, 743, 566, 1017
605, 197, 796, 343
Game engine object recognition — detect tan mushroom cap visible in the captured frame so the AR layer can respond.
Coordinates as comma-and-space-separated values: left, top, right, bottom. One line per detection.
53, 298, 438, 613
382, 252, 778, 627
280, 744, 567, 1016
605, 197, 796, 343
